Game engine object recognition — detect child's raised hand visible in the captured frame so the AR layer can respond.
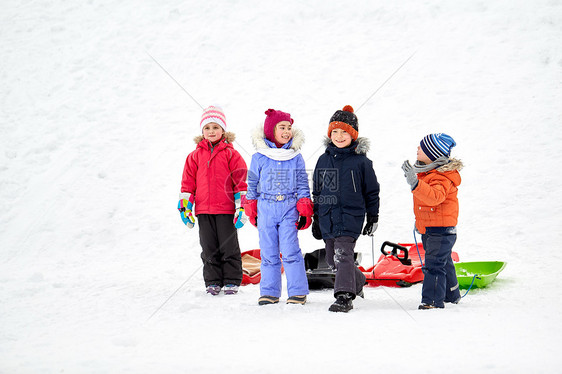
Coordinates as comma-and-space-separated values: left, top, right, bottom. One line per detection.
178, 192, 196, 229
401, 160, 419, 190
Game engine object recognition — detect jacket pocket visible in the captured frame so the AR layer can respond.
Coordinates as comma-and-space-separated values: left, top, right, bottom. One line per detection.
341, 212, 365, 236
416, 205, 443, 222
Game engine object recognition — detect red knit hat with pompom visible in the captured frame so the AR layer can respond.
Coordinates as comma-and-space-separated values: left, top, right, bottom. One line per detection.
264, 109, 294, 143
327, 105, 358, 140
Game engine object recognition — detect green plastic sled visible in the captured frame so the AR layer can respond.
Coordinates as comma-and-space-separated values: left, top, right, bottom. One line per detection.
454, 261, 507, 289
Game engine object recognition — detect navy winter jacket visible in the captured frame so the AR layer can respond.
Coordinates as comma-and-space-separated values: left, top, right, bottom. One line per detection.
312, 137, 380, 240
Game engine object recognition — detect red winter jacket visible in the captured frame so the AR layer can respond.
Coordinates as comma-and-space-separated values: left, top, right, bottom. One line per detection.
181, 132, 248, 215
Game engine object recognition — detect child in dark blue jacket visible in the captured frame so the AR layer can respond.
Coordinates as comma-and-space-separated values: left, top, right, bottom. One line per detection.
312, 105, 380, 312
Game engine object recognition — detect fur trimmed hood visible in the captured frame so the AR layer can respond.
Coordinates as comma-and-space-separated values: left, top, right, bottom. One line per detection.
437, 158, 464, 172
194, 131, 236, 144
323, 136, 370, 155
251, 125, 305, 151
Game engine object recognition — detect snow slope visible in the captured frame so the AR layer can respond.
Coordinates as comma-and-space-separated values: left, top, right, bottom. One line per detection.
1, 0, 562, 372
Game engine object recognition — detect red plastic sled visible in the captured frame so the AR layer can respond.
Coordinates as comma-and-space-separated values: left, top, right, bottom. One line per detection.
359, 241, 459, 288
241, 249, 262, 285
240, 249, 284, 286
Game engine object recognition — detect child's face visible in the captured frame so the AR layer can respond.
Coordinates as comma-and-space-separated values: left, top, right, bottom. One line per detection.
417, 146, 433, 164
274, 121, 293, 145
202, 123, 224, 142
331, 128, 352, 148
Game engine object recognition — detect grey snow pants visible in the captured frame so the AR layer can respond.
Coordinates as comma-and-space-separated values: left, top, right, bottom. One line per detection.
324, 236, 366, 299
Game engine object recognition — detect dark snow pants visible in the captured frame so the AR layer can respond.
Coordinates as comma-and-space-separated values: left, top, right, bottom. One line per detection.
198, 214, 243, 287
421, 227, 461, 307
325, 236, 366, 299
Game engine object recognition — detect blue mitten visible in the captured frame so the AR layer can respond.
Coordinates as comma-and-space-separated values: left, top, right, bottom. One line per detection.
178, 192, 195, 229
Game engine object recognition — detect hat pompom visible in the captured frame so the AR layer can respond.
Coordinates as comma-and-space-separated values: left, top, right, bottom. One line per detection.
328, 105, 359, 141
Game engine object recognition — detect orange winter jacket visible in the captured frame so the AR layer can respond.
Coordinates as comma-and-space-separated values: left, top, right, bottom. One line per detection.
412, 159, 463, 234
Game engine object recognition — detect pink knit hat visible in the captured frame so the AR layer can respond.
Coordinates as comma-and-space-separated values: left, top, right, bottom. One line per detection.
264, 109, 294, 142
200, 106, 226, 131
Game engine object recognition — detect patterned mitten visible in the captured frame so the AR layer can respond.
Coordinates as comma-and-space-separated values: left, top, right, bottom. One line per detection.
233, 192, 248, 229
178, 192, 195, 229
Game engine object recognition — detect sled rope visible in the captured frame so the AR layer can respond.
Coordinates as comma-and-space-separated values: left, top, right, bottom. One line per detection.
371, 236, 376, 268
461, 274, 479, 298
412, 228, 424, 265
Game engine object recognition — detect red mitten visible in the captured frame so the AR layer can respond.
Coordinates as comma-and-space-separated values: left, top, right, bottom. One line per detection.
296, 216, 312, 230
296, 197, 314, 230
244, 199, 258, 227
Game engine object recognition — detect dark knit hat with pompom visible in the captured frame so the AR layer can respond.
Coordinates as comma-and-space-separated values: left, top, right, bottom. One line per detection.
327, 105, 358, 140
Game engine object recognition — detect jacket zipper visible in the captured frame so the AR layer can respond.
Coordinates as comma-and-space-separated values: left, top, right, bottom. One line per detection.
351, 170, 357, 192
207, 143, 215, 204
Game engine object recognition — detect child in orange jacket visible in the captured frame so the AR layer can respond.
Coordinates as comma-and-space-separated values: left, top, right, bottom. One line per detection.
401, 133, 463, 309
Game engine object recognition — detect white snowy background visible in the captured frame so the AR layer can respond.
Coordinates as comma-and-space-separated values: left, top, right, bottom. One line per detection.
1, 0, 562, 373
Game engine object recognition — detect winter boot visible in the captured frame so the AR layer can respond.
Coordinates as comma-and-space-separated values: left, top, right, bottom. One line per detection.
258, 295, 280, 305
444, 296, 460, 304
287, 295, 307, 305
206, 284, 221, 296
223, 284, 239, 295
418, 303, 444, 310
329, 293, 353, 313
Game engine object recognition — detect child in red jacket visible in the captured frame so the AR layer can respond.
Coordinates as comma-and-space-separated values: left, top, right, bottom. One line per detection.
402, 133, 463, 309
178, 106, 248, 296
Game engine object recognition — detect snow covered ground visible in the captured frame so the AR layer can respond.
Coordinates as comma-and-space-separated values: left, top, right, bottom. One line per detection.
1, 0, 562, 372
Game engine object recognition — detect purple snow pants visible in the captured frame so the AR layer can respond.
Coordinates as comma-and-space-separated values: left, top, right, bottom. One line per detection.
257, 198, 309, 298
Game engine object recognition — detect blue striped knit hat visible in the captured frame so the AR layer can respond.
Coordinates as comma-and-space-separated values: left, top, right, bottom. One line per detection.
420, 133, 456, 161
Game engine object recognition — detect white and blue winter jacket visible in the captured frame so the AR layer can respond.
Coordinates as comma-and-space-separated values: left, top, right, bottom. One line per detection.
246, 127, 310, 202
